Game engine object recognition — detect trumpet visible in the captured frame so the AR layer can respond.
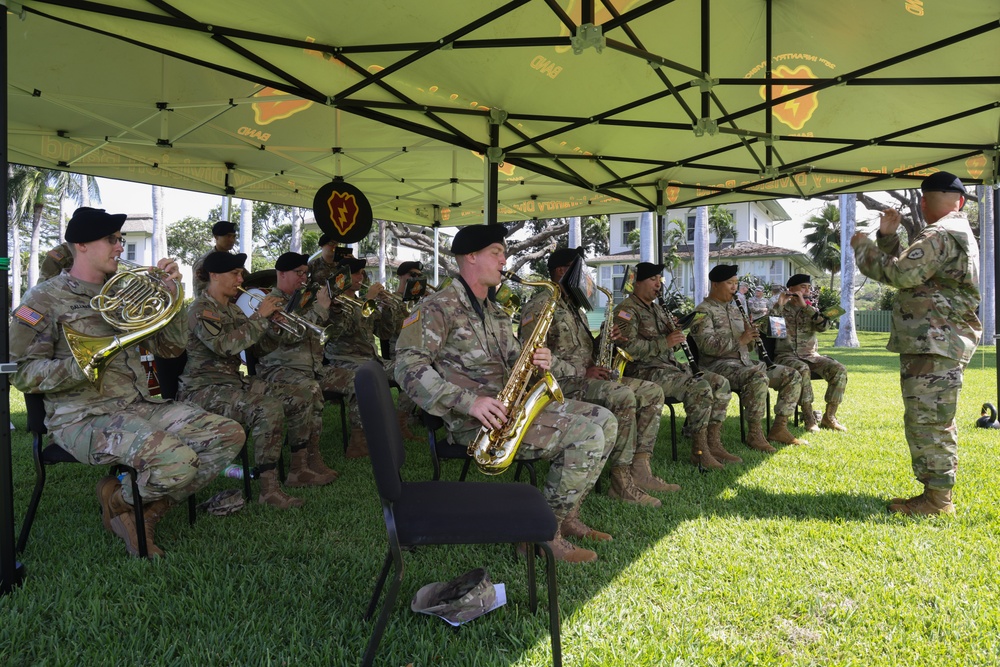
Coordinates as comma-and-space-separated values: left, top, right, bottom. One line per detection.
335, 292, 378, 318
236, 287, 335, 346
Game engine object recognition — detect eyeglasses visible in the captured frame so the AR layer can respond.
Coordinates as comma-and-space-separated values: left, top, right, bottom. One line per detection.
408, 271, 423, 278
293, 269, 309, 278
105, 235, 124, 247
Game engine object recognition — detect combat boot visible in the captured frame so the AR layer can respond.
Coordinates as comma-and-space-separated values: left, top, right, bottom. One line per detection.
889, 488, 954, 516
689, 429, 724, 470
96, 475, 130, 534
141, 498, 174, 558
346, 428, 369, 459
746, 421, 776, 453
707, 422, 742, 463
801, 403, 820, 432
396, 409, 416, 440
257, 468, 305, 509
561, 506, 612, 542
767, 414, 807, 445
286, 446, 337, 487
549, 534, 598, 563
821, 405, 847, 432
631, 452, 681, 492
608, 466, 661, 507
306, 442, 339, 483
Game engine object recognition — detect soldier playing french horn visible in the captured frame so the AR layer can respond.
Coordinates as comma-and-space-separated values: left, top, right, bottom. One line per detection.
10, 208, 246, 558
395, 225, 617, 564
519, 247, 673, 509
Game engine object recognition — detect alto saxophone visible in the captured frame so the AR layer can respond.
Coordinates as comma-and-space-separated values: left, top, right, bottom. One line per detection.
469, 271, 565, 475
594, 285, 632, 381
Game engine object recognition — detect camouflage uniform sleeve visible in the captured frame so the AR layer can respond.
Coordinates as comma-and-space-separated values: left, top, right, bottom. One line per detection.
855, 229, 949, 289
394, 301, 479, 417
10, 293, 89, 393
690, 302, 741, 357
373, 295, 405, 339
615, 299, 669, 360
518, 294, 577, 375
143, 300, 189, 358
193, 300, 270, 357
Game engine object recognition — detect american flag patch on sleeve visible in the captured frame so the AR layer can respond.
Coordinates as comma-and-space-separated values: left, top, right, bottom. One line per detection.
616, 310, 632, 321
402, 310, 420, 328
15, 305, 43, 326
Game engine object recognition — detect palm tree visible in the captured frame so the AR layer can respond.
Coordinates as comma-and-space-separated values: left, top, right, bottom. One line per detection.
803, 203, 842, 290
708, 205, 737, 258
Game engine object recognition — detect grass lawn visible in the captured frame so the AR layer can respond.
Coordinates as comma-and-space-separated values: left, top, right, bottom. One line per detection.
1, 332, 999, 666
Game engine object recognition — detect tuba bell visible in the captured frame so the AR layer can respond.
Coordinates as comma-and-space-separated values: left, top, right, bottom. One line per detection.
63, 258, 185, 391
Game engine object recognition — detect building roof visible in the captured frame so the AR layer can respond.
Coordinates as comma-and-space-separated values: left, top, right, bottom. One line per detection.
590, 241, 824, 275
122, 214, 153, 235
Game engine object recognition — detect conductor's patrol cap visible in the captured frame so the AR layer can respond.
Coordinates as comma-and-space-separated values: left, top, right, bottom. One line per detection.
211, 220, 237, 236
920, 171, 966, 195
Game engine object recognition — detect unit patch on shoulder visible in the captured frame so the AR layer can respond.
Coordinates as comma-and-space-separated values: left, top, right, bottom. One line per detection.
201, 309, 221, 321
616, 310, 632, 321
14, 305, 43, 326
520, 313, 535, 327
906, 248, 924, 260
47, 248, 65, 261
402, 310, 420, 328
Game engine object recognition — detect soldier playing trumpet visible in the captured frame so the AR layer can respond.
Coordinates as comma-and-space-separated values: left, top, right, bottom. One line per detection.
520, 247, 670, 509
11, 208, 246, 557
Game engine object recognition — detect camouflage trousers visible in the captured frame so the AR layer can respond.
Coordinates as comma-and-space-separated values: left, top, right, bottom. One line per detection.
773, 353, 847, 407
559, 376, 663, 466
260, 364, 356, 450
54, 398, 245, 505
704, 359, 801, 421
179, 377, 314, 469
328, 356, 398, 428
458, 398, 616, 522
900, 354, 964, 490
628, 365, 730, 433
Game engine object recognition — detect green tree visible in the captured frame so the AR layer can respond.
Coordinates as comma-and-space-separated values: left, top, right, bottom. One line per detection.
708, 205, 737, 258
7, 165, 64, 292
166, 215, 215, 265
803, 203, 843, 290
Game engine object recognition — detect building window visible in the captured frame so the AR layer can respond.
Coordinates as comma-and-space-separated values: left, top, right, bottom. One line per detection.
612, 264, 626, 301
686, 214, 696, 242
769, 260, 783, 286
126, 243, 136, 261
753, 217, 758, 243
621, 218, 637, 247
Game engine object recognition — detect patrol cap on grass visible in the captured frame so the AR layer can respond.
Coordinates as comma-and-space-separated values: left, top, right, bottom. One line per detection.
64, 207, 127, 243
635, 262, 665, 282
786, 274, 811, 288
547, 246, 585, 272
275, 252, 309, 272
203, 251, 247, 274
450, 224, 508, 255
708, 264, 738, 282
212, 220, 237, 236
920, 171, 966, 195
410, 568, 497, 625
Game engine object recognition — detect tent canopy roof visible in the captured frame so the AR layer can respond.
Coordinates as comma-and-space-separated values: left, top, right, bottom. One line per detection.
8, 1, 1000, 226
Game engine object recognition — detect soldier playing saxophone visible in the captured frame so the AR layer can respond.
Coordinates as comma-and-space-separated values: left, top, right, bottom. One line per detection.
395, 225, 617, 564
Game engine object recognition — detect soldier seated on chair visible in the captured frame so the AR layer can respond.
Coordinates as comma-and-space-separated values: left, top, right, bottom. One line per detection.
395, 224, 618, 564
10, 207, 245, 558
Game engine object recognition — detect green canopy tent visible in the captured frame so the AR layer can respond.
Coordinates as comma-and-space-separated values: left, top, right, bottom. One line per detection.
3, 0, 999, 592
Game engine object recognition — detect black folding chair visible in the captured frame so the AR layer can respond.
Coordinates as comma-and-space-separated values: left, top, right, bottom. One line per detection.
354, 360, 561, 667
420, 409, 472, 481
17, 392, 150, 558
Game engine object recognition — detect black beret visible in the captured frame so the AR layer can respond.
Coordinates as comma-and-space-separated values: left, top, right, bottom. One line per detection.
786, 274, 812, 288
396, 260, 424, 276
547, 246, 586, 272
921, 171, 965, 195
635, 262, 665, 282
318, 233, 335, 247
708, 264, 739, 282
64, 207, 127, 243
203, 252, 247, 274
344, 257, 367, 273
212, 220, 237, 236
333, 245, 356, 260
275, 252, 309, 272
450, 224, 508, 255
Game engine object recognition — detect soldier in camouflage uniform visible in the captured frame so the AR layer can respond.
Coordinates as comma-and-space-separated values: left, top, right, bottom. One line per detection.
852, 171, 981, 515
178, 251, 315, 509
615, 262, 739, 470
395, 225, 618, 564
748, 286, 769, 321
768, 274, 848, 432
39, 242, 75, 282
11, 208, 245, 558
520, 248, 668, 511
691, 264, 805, 452
255, 252, 342, 485
191, 220, 238, 296
383, 259, 427, 438
324, 248, 407, 457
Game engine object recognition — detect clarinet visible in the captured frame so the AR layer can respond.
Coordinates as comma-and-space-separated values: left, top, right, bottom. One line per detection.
657, 288, 702, 377
733, 295, 776, 370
